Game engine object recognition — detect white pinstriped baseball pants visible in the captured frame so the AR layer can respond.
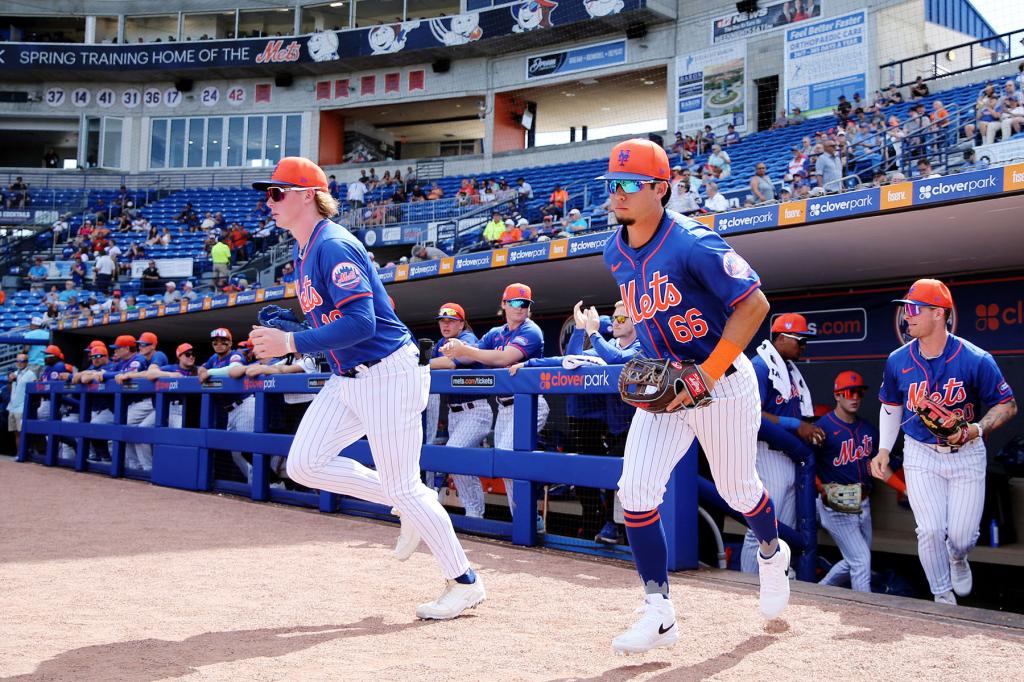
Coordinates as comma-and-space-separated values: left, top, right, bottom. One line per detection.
617, 354, 765, 516
817, 498, 873, 592
903, 436, 986, 596
285, 344, 471, 580
740, 443, 797, 573
445, 400, 492, 518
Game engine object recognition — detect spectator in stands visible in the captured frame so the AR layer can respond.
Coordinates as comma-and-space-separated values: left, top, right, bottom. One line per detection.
51, 215, 69, 243
497, 219, 523, 245
391, 185, 407, 204
347, 175, 367, 209
6, 177, 29, 208
542, 184, 569, 220
884, 83, 904, 104
163, 281, 182, 305
210, 236, 231, 288
250, 199, 271, 221
180, 281, 198, 302
427, 181, 444, 201
515, 177, 533, 212
43, 148, 61, 169
787, 146, 808, 178
327, 175, 339, 199
44, 302, 59, 323
483, 211, 506, 246
722, 124, 741, 146
455, 178, 478, 206
787, 107, 807, 125
496, 179, 516, 204
70, 256, 87, 289
699, 124, 716, 153
960, 148, 987, 172
1001, 84, 1024, 138
144, 225, 160, 246
748, 163, 776, 204
410, 184, 426, 201
127, 242, 145, 261
706, 144, 732, 179
102, 289, 127, 313
667, 167, 699, 215
703, 181, 729, 213
411, 244, 447, 262
228, 223, 251, 263
174, 202, 198, 227
916, 158, 941, 180
27, 257, 47, 293
23, 317, 49, 374
140, 260, 162, 295
835, 95, 853, 125
910, 76, 930, 99
43, 285, 60, 307
159, 228, 172, 246
974, 95, 1004, 145
815, 139, 843, 192
772, 110, 789, 129
58, 280, 79, 305
366, 168, 379, 190
561, 208, 588, 235
670, 131, 686, 156
200, 211, 216, 230
380, 170, 394, 188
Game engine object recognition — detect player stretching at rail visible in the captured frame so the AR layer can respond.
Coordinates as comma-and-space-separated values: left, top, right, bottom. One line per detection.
600, 139, 789, 654
248, 157, 483, 620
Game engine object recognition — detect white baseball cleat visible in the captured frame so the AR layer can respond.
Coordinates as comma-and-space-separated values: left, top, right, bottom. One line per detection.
757, 539, 791, 619
612, 594, 678, 655
392, 508, 421, 562
950, 558, 972, 597
416, 578, 486, 620
935, 590, 958, 605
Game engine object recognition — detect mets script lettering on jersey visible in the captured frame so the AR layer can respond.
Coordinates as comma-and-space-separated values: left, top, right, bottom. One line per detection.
835, 434, 874, 467
298, 275, 324, 314
907, 378, 967, 413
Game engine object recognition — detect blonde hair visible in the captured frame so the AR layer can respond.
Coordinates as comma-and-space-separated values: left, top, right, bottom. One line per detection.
314, 190, 339, 218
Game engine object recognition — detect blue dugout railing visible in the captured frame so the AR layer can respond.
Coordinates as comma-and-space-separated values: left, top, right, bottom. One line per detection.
18, 365, 817, 579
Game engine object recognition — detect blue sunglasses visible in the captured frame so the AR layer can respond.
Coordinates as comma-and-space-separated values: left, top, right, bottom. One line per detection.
505, 299, 531, 309
607, 179, 662, 194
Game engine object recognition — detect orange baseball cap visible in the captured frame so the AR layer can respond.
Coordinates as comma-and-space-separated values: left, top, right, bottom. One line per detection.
111, 335, 137, 348
43, 344, 64, 359
210, 327, 232, 341
251, 156, 328, 192
893, 278, 953, 308
238, 340, 254, 349
436, 302, 466, 321
502, 283, 533, 302
771, 313, 814, 336
834, 371, 868, 393
597, 138, 671, 181
88, 345, 109, 357
176, 342, 194, 357
139, 331, 158, 345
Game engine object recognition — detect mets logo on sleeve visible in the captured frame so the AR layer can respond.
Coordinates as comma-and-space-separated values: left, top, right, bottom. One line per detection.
722, 251, 752, 279
331, 262, 362, 289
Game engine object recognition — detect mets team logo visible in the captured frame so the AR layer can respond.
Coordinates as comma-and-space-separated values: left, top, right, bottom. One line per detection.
617, 149, 631, 166
331, 262, 362, 290
722, 251, 752, 279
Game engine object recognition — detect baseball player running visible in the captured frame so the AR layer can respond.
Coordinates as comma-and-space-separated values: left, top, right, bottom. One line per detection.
870, 279, 1016, 604
428, 302, 490, 519
441, 283, 549, 528
741, 313, 823, 573
600, 139, 787, 654
816, 371, 878, 592
248, 157, 482, 620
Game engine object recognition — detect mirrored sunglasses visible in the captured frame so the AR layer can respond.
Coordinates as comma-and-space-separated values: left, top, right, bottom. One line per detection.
266, 186, 309, 202
90, 354, 106, 360
180, 351, 195, 358
438, 308, 461, 318
780, 332, 808, 346
903, 303, 933, 317
607, 179, 660, 194
836, 388, 865, 400
505, 299, 531, 309
612, 315, 629, 324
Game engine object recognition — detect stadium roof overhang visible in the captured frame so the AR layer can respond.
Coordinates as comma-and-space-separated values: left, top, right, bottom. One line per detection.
54, 191, 1024, 345
2, 5, 674, 84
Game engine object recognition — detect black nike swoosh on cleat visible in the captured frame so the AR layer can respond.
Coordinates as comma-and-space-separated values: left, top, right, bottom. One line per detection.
658, 622, 675, 635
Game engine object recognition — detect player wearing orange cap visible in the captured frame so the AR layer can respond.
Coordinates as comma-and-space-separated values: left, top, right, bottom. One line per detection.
599, 138, 783, 653
101, 335, 155, 471
139, 343, 199, 429
871, 279, 1016, 605
73, 343, 114, 462
741, 313, 825, 574
137, 331, 169, 368
813, 371, 879, 592
442, 283, 549, 530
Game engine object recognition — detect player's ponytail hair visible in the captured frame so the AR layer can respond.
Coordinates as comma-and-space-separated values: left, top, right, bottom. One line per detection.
314, 190, 340, 218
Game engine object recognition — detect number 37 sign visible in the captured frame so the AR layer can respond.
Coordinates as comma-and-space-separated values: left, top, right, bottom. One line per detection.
43, 85, 240, 109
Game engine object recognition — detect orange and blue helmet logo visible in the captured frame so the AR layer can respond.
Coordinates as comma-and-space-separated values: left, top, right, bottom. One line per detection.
617, 149, 631, 166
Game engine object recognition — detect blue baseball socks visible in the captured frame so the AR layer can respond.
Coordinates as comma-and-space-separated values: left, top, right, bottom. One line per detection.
624, 509, 669, 597
744, 490, 780, 558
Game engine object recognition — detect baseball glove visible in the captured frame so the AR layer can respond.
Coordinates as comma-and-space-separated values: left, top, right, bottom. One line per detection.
618, 357, 712, 414
821, 483, 862, 514
257, 304, 310, 334
913, 395, 969, 443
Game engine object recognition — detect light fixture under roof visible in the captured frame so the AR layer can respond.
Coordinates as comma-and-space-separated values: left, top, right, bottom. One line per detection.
642, 79, 655, 85
580, 78, 599, 85
330, 1, 345, 6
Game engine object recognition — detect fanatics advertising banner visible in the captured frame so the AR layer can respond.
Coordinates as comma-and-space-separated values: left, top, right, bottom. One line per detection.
0, 0, 643, 73
675, 41, 747, 136
784, 9, 868, 115
711, 0, 822, 44
525, 39, 627, 80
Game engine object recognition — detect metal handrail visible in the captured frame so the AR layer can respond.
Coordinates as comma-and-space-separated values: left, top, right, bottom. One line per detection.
880, 27, 1021, 88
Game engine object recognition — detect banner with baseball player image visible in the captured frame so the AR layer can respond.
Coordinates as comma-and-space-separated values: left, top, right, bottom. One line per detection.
784, 9, 868, 116
675, 42, 748, 136
711, 0, 822, 44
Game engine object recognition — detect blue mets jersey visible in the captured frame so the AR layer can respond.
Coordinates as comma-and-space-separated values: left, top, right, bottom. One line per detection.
202, 350, 246, 369
477, 319, 545, 361
751, 356, 804, 419
433, 330, 481, 405
815, 412, 878, 489
159, 363, 198, 376
292, 219, 411, 373
603, 210, 761, 363
39, 361, 73, 382
880, 334, 1013, 445
149, 351, 169, 367
101, 353, 148, 380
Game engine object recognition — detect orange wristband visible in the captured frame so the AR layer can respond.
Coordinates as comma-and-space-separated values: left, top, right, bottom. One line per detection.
700, 338, 742, 381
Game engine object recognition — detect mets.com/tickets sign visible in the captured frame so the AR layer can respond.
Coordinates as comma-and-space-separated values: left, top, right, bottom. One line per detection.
0, 0, 644, 72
